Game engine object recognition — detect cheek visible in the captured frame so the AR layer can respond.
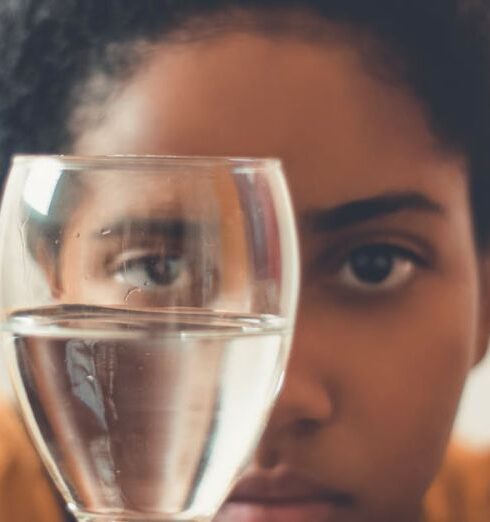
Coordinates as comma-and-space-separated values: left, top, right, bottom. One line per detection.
295, 277, 480, 510
353, 293, 477, 511
304, 268, 480, 426
358, 276, 479, 429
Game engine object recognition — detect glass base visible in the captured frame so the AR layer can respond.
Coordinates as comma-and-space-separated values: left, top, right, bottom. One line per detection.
73, 513, 212, 522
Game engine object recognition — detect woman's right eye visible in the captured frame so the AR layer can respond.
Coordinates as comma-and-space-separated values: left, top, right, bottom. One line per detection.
112, 253, 187, 289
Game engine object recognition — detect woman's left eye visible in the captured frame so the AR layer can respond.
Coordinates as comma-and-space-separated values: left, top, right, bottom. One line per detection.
113, 254, 186, 288
336, 244, 422, 293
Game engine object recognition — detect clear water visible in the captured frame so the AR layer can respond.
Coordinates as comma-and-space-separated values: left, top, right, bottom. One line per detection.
4, 305, 290, 521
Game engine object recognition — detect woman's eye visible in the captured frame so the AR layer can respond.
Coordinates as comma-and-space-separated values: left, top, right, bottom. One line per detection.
337, 244, 421, 292
113, 254, 186, 288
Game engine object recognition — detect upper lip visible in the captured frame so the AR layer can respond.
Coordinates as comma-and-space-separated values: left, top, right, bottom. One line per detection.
226, 471, 355, 507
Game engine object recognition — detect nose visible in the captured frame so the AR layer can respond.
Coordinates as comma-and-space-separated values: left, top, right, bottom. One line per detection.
252, 335, 334, 469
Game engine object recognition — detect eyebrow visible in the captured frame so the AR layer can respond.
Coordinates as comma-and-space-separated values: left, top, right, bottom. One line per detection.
303, 191, 445, 232
92, 218, 201, 238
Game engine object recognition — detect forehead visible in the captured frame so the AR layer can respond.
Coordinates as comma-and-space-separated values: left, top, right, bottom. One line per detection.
64, 167, 247, 231
74, 32, 467, 213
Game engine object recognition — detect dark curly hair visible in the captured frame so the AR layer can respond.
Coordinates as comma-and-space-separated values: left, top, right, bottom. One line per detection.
1, 0, 490, 245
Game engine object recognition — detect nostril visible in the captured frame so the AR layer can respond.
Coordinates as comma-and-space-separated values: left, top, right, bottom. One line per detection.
292, 418, 323, 437
255, 443, 281, 470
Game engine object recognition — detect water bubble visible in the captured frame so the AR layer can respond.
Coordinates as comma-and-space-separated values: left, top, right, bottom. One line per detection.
86, 375, 95, 382
100, 228, 111, 236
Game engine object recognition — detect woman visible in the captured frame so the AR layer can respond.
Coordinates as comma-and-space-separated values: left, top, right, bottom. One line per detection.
1, 1, 490, 521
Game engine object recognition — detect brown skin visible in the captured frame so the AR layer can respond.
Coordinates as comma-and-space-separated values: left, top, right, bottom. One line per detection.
58, 30, 490, 522
56, 170, 253, 309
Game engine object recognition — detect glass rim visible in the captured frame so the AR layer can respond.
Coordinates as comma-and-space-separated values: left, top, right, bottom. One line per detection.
11, 154, 282, 171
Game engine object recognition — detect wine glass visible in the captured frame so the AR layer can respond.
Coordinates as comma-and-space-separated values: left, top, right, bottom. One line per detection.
0, 155, 299, 522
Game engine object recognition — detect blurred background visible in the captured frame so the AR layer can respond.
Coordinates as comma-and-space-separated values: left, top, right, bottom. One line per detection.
454, 350, 490, 447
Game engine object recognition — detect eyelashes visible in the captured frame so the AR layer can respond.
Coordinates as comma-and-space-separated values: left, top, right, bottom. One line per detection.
111, 251, 187, 289
334, 243, 424, 293
313, 232, 434, 297
106, 246, 219, 306
105, 235, 431, 300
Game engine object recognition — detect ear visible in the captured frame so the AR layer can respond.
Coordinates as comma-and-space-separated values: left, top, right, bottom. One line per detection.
473, 252, 490, 367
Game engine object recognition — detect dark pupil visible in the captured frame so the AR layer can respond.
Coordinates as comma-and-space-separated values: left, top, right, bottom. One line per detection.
145, 255, 181, 285
350, 246, 393, 284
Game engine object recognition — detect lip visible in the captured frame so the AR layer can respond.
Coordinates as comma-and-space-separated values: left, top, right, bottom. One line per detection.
215, 471, 355, 522
215, 500, 339, 522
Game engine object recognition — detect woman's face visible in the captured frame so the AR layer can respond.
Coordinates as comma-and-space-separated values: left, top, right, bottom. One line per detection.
69, 31, 490, 522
